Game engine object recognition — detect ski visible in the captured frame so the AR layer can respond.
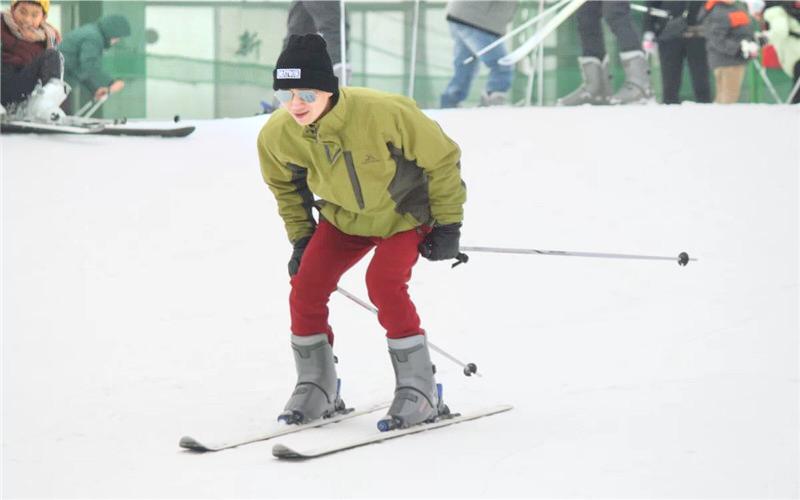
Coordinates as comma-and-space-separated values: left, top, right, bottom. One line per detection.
179, 401, 391, 452
499, 0, 587, 66
1, 119, 102, 134
95, 125, 195, 138
1, 118, 195, 137
272, 404, 513, 460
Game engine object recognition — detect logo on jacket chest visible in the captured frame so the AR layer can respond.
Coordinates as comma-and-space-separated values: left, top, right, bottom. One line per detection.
362, 153, 381, 165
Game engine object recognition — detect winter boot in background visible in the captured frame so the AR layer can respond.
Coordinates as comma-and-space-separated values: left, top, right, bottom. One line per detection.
557, 56, 610, 106
600, 56, 613, 101
278, 333, 346, 425
479, 91, 508, 107
609, 50, 653, 105
23, 78, 70, 122
377, 334, 450, 431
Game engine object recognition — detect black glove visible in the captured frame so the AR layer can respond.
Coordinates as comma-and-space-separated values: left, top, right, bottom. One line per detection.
288, 235, 312, 277
419, 223, 461, 261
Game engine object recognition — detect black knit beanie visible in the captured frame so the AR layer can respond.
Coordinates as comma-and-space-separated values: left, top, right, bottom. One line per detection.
273, 34, 339, 93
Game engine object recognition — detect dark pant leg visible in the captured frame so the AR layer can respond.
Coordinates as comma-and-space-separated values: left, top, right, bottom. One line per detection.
658, 39, 686, 104
577, 1, 605, 59
284, 1, 318, 49
601, 1, 640, 53
1, 65, 33, 106
39, 48, 62, 81
686, 37, 712, 103
1, 49, 62, 106
300, 0, 343, 64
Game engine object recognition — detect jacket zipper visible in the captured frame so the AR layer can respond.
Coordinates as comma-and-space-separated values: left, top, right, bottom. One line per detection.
343, 151, 365, 210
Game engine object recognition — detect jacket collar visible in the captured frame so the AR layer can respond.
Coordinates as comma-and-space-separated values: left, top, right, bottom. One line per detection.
302, 89, 346, 143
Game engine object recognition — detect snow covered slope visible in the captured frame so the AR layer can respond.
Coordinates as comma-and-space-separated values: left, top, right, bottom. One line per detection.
2, 105, 798, 498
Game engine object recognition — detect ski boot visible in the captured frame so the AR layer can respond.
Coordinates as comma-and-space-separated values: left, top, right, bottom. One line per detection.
24, 78, 70, 123
609, 50, 653, 105
479, 91, 509, 107
377, 334, 450, 432
278, 333, 346, 425
557, 56, 610, 106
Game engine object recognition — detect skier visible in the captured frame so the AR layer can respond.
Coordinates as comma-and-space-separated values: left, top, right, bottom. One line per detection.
257, 34, 466, 431
58, 14, 130, 113
0, 0, 67, 122
557, 0, 653, 105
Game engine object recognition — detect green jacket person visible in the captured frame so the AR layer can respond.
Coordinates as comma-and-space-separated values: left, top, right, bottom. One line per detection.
257, 34, 466, 431
58, 14, 130, 103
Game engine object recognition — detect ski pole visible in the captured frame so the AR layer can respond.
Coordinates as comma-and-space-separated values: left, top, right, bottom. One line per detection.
459, 246, 695, 266
462, 0, 569, 65
75, 99, 95, 117
787, 77, 800, 104
82, 94, 109, 118
335, 286, 481, 377
752, 59, 782, 103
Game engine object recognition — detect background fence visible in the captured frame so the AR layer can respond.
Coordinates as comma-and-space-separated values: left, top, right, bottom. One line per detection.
5, 0, 795, 119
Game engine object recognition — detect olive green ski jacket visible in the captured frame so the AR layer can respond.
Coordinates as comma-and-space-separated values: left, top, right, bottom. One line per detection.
257, 87, 466, 244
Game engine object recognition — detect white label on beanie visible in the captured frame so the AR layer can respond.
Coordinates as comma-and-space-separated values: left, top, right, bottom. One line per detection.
277, 69, 301, 79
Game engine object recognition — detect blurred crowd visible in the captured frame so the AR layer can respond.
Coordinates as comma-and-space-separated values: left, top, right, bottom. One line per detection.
440, 0, 800, 106
2, 0, 799, 122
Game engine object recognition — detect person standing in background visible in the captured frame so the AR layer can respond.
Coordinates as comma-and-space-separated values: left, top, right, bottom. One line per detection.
642, 1, 711, 104
58, 14, 130, 112
558, 0, 653, 106
699, 0, 757, 104
283, 0, 349, 81
440, 0, 518, 108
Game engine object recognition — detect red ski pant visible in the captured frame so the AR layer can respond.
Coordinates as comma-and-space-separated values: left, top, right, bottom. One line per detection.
290, 221, 428, 345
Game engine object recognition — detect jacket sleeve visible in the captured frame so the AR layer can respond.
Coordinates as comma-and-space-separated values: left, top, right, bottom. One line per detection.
394, 100, 466, 226
77, 39, 114, 92
705, 9, 754, 57
257, 126, 317, 244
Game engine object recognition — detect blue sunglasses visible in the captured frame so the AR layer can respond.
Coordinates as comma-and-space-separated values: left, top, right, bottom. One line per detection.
274, 89, 318, 104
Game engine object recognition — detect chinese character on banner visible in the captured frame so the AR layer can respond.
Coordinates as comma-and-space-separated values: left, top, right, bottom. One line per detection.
236, 31, 262, 57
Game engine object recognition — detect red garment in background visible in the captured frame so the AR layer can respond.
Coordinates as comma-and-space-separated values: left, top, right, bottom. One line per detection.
761, 44, 781, 69
289, 221, 429, 344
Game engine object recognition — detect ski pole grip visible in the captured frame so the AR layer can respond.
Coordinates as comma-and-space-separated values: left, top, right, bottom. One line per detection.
451, 252, 469, 268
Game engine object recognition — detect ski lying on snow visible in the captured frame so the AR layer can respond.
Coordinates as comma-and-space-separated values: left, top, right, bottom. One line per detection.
179, 401, 390, 452
1, 119, 102, 134
1, 119, 195, 137
272, 404, 513, 460
95, 125, 195, 138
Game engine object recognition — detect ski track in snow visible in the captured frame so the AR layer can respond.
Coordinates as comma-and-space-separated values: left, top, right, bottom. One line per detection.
2, 105, 798, 498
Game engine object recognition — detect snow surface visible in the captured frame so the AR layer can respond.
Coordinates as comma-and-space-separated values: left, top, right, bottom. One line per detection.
2, 105, 798, 499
